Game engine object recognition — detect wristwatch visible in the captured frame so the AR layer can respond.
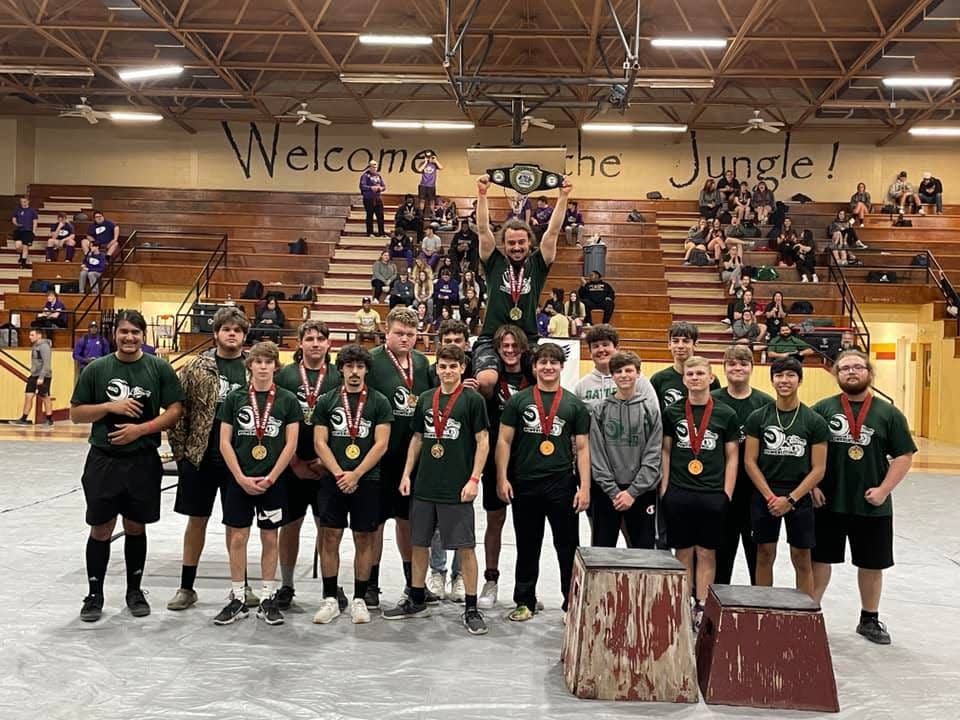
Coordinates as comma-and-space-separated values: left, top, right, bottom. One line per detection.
786, 495, 797, 508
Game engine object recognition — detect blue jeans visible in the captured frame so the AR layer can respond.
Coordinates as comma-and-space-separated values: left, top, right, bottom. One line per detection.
429, 529, 462, 577
920, 192, 943, 213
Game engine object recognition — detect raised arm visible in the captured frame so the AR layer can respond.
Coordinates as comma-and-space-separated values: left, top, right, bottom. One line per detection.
539, 180, 572, 265
477, 175, 496, 263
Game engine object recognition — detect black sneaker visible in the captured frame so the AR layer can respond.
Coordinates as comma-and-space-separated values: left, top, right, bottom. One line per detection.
275, 585, 295, 611
80, 594, 104, 622
424, 588, 441, 606
364, 584, 381, 609
462, 608, 488, 635
257, 598, 284, 626
856, 617, 891, 645
125, 589, 151, 618
337, 586, 348, 611
383, 598, 430, 620
213, 596, 248, 625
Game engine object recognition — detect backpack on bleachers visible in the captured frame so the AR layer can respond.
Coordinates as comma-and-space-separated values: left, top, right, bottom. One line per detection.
690, 249, 712, 266
911, 253, 929, 267
756, 266, 778, 281
29, 280, 51, 293
867, 271, 897, 283
288, 237, 307, 255
0, 323, 18, 348
292, 284, 315, 301
790, 300, 814, 314
241, 279, 264, 299
60, 281, 80, 294
741, 221, 761, 238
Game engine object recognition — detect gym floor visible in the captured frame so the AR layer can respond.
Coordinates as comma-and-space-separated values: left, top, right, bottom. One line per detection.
0, 434, 957, 720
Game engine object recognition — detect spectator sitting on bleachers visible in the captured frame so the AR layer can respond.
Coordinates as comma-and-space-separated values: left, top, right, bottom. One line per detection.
460, 269, 483, 304
849, 182, 871, 227
734, 288, 757, 322
888, 171, 923, 215
768, 215, 796, 258
687, 217, 708, 243
420, 225, 443, 270
46, 213, 76, 262
536, 305, 550, 337
724, 274, 752, 324
355, 297, 381, 342
79, 245, 108, 294
389, 269, 415, 309
751, 181, 775, 225
413, 268, 434, 319
766, 323, 815, 361
545, 304, 570, 338
371, 250, 398, 303
724, 214, 747, 263
250, 295, 285, 344
388, 227, 414, 268
32, 290, 66, 329
564, 291, 587, 336
919, 171, 944, 215
706, 224, 727, 264
720, 254, 741, 288
731, 309, 761, 347
459, 285, 482, 334
395, 194, 423, 241
840, 330, 858, 351
795, 229, 819, 283
433, 267, 459, 319
716, 169, 739, 208
415, 302, 432, 350
431, 197, 458, 230
544, 287, 565, 315
72, 320, 110, 369
733, 180, 754, 221
83, 210, 120, 258
579, 270, 616, 325
431, 306, 453, 340
698, 178, 721, 219
449, 220, 479, 271
530, 196, 553, 242
764, 291, 788, 338
829, 209, 865, 266
563, 200, 585, 246
506, 194, 532, 224
437, 254, 458, 280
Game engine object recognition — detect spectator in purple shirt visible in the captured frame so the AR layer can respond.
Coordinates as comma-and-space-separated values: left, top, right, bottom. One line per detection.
432, 267, 459, 319
562, 200, 585, 246
359, 160, 386, 237
530, 196, 553, 243
32, 290, 67, 329
80, 246, 109, 294
83, 210, 120, 258
11, 196, 39, 269
72, 321, 110, 369
418, 152, 443, 212
46, 213, 77, 262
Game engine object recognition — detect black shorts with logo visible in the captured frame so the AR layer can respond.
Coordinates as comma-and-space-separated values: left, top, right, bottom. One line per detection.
662, 484, 727, 550
81, 446, 163, 526
25, 375, 51, 396
174, 457, 232, 518
750, 490, 816, 549
812, 509, 893, 570
221, 470, 290, 530
315, 474, 380, 532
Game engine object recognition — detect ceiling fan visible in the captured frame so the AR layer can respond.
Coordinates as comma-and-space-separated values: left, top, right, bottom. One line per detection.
58, 97, 110, 124
276, 102, 331, 125
738, 109, 785, 134
499, 113, 555, 134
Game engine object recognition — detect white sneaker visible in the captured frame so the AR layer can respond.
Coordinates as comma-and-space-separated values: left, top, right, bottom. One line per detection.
449, 575, 466, 603
426, 571, 446, 600
721, 317, 731, 325
312, 597, 340, 624
478, 579, 498, 609
801, 275, 809, 282
812, 273, 820, 283
918, 208, 926, 215
350, 597, 371, 624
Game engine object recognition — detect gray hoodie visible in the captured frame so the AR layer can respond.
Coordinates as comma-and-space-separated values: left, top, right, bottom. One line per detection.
31, 338, 52, 378
575, 367, 657, 413
589, 386, 663, 499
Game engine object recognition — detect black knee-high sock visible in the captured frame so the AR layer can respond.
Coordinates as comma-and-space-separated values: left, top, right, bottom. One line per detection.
180, 565, 198, 591
369, 563, 380, 588
124, 533, 147, 593
86, 537, 111, 596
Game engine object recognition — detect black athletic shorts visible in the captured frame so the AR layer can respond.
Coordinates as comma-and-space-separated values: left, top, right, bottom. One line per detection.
812, 509, 894, 570
174, 457, 232, 518
417, 184, 437, 203
25, 375, 51, 396
222, 470, 290, 529
750, 490, 816, 549
410, 497, 476, 549
481, 458, 507, 512
315, 474, 380, 532
13, 229, 34, 245
287, 475, 326, 522
662, 484, 727, 550
378, 451, 410, 522
81, 446, 163, 526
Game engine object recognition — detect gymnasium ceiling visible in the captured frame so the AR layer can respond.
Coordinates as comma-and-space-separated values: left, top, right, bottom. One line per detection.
0, 0, 959, 144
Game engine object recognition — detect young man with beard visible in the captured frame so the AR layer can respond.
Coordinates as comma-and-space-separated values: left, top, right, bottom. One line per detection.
71, 310, 184, 622
575, 324, 657, 412
497, 343, 591, 621
650, 322, 720, 413
473, 174, 570, 399
811, 351, 916, 645
745, 358, 828, 598
661, 356, 739, 631
273, 320, 342, 610
385, 345, 490, 633
589, 351, 663, 548
710, 345, 773, 585
168, 307, 253, 611
312, 344, 393, 625
366, 307, 433, 607
215, 341, 301, 626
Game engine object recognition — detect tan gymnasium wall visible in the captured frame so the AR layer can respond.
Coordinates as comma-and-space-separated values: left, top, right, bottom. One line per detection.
19, 120, 960, 201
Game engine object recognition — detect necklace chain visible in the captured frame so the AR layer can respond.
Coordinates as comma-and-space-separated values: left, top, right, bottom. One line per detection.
776, 403, 801, 430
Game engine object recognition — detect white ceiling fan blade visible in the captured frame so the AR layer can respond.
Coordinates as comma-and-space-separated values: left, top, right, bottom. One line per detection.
760, 124, 780, 133
740, 126, 753, 134
765, 120, 785, 127
308, 114, 331, 125
296, 115, 306, 125
532, 119, 555, 130
86, 114, 98, 125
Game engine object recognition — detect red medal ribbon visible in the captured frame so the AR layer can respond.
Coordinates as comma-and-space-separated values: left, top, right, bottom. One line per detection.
248, 383, 276, 444
499, 374, 529, 402
684, 397, 714, 457
298, 361, 327, 408
431, 384, 465, 445
533, 385, 564, 439
508, 261, 526, 306
840, 393, 873, 445
341, 385, 368, 443
385, 348, 414, 390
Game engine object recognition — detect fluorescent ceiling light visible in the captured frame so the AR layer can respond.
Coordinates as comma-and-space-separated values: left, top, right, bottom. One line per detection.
636, 78, 714, 89
117, 64, 184, 81
0, 65, 94, 77
340, 73, 448, 85
882, 76, 954, 88
109, 111, 164, 122
908, 127, 960, 137
154, 43, 185, 49
582, 123, 687, 133
358, 34, 433, 46
651, 37, 727, 49
372, 120, 474, 130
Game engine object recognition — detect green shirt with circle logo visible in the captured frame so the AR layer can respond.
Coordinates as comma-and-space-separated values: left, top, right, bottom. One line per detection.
218, 385, 302, 477
744, 403, 830, 494
651, 366, 721, 413
206, 355, 248, 465
313, 386, 393, 480
663, 401, 740, 492
275, 361, 342, 461
480, 248, 550, 341
712, 387, 774, 498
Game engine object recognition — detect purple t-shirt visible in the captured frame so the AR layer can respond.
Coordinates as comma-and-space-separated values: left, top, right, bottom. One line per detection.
13, 207, 38, 229
51, 222, 75, 239
434, 278, 459, 303
563, 210, 583, 228
360, 170, 386, 199
533, 207, 553, 224
507, 199, 532, 221
84, 251, 108, 272
87, 219, 116, 245
420, 162, 439, 189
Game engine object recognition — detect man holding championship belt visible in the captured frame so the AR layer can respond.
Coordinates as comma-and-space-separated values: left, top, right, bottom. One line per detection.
473, 173, 571, 399
497, 343, 591, 622
660, 356, 739, 631
811, 350, 916, 645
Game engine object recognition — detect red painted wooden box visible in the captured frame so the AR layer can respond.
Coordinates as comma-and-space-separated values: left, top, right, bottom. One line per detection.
696, 584, 840, 712
562, 547, 699, 703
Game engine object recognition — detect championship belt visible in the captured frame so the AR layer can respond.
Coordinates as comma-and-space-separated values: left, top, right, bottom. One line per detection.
487, 164, 564, 195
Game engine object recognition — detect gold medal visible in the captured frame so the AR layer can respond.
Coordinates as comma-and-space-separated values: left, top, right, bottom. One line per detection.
688, 459, 704, 475
407, 395, 419, 408
345, 443, 361, 460
539, 440, 555, 456
251, 444, 267, 461
848, 445, 864, 461
431, 443, 444, 459
509, 307, 523, 321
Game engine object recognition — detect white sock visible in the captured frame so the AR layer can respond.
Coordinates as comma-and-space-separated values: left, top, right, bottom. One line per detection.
262, 580, 275, 599
232, 583, 245, 601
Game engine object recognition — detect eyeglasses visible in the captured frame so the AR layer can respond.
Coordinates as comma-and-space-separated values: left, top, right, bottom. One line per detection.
837, 365, 868, 374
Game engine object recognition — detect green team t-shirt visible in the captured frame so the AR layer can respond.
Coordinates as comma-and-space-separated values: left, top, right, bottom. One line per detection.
744, 403, 830, 494
313, 386, 393, 481
663, 401, 740, 492
71, 352, 185, 456
480, 248, 550, 340
712, 386, 774, 496
367, 346, 432, 457
767, 335, 812, 356
499, 386, 591, 497
217, 385, 302, 477
412, 387, 489, 504
812, 394, 917, 517
275, 361, 342, 461
650, 366, 721, 413
205, 354, 247, 465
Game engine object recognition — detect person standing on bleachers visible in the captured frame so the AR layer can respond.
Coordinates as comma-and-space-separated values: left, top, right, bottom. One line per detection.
11, 196, 38, 269
417, 152, 443, 214
918, 172, 944, 215
46, 212, 76, 262
359, 160, 386, 238
83, 210, 120, 258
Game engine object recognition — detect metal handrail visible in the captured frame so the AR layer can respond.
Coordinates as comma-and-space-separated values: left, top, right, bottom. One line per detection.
825, 252, 871, 354
70, 229, 138, 347
0, 347, 30, 376
170, 233, 229, 351
917, 249, 960, 336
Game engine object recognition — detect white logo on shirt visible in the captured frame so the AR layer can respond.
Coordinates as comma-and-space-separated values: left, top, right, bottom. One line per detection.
328, 407, 373, 439
762, 426, 808, 457
519, 403, 566, 437
498, 271, 532, 296
673, 420, 718, 451
218, 375, 242, 402
391, 386, 417, 417
663, 388, 684, 407
826, 413, 875, 446
423, 409, 462, 441
235, 405, 283, 438
106, 378, 152, 401
95, 226, 106, 235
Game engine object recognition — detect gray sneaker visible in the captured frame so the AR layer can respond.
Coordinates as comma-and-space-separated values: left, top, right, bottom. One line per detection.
382, 598, 430, 620
167, 588, 198, 611
856, 617, 891, 645
462, 608, 488, 635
